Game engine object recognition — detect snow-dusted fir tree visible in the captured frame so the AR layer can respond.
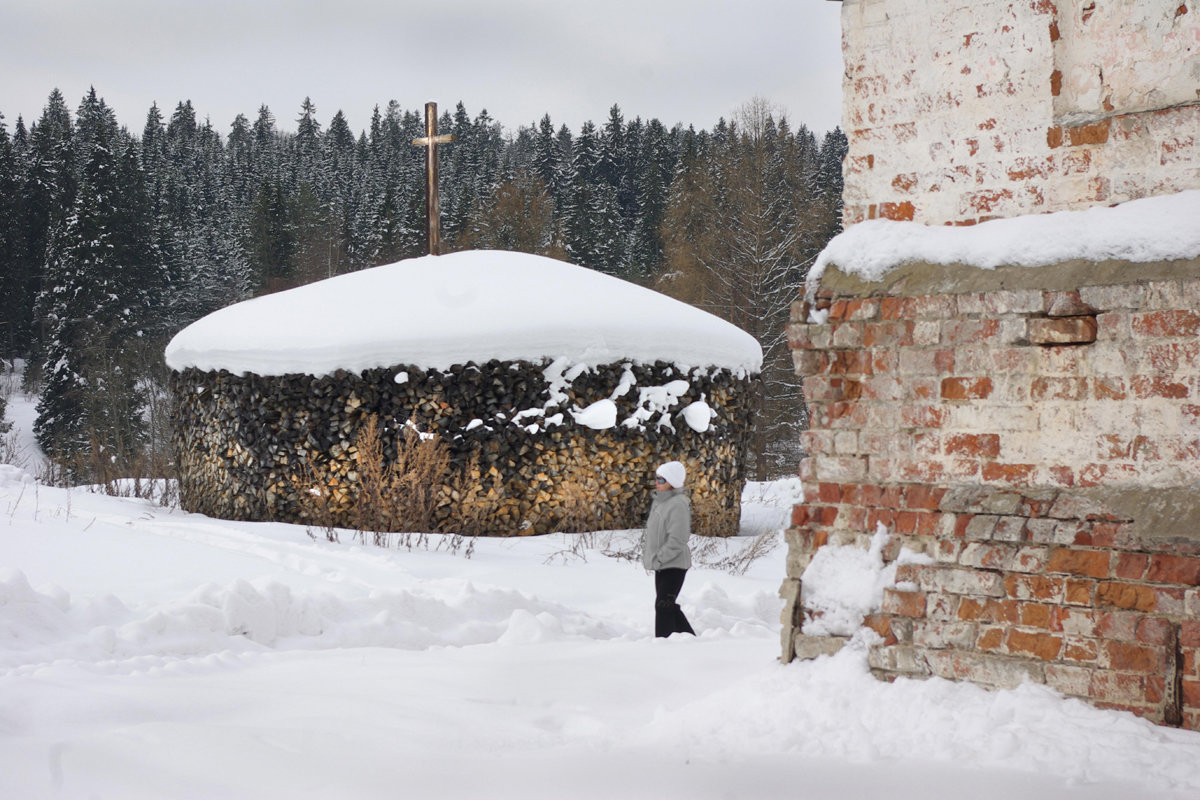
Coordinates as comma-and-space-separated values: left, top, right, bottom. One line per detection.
658, 99, 834, 474
16, 91, 76, 378
34, 121, 159, 465
0, 113, 20, 359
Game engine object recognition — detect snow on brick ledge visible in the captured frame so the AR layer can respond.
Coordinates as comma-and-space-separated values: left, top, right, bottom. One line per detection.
166, 250, 763, 536
807, 190, 1200, 299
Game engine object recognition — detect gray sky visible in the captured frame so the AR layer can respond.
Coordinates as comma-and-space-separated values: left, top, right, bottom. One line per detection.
3, 0, 844, 139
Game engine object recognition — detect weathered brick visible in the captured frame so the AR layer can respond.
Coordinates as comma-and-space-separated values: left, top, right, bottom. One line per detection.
1096, 581, 1158, 612
977, 626, 1005, 650
1006, 629, 1063, 661
904, 485, 947, 511
1146, 554, 1200, 586
1047, 548, 1112, 578
981, 462, 1036, 485
964, 515, 999, 541
958, 542, 1015, 570
1045, 663, 1094, 696
1029, 316, 1099, 345
1131, 309, 1200, 338
1018, 602, 1054, 629
1062, 638, 1100, 663
924, 649, 1045, 689
1050, 606, 1099, 636
1106, 641, 1164, 673
867, 644, 931, 676
882, 588, 927, 617
921, 565, 1006, 597
861, 613, 899, 645
941, 376, 995, 400
914, 620, 977, 649
1005, 573, 1065, 602
944, 433, 1001, 458
1132, 375, 1190, 400
1011, 546, 1049, 573
1065, 578, 1096, 605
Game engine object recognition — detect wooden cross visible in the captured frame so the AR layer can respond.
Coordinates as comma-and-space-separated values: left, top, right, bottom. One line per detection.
412, 101, 456, 256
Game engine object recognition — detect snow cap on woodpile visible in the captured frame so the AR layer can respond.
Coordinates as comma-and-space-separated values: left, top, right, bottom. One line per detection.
165, 250, 763, 377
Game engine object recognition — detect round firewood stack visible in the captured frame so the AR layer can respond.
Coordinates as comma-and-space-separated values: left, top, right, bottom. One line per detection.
171, 358, 756, 536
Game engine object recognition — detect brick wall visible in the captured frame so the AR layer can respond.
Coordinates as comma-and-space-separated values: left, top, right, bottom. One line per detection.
782, 261, 1200, 730
839, 0, 1200, 227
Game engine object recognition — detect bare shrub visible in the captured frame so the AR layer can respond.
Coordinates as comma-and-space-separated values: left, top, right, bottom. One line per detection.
548, 477, 593, 533
691, 529, 780, 576
296, 414, 486, 556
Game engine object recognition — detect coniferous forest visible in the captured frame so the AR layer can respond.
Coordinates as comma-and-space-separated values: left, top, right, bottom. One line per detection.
0, 88, 846, 479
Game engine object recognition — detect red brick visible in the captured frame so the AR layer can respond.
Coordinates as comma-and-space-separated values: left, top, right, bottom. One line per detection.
944, 433, 1001, 458
1147, 555, 1200, 586
977, 627, 1005, 650
1065, 579, 1095, 605
1066, 119, 1111, 146
1132, 375, 1190, 400
1114, 553, 1149, 580
880, 486, 905, 509
1005, 573, 1065, 602
868, 508, 897, 529
1107, 641, 1163, 673
1063, 640, 1099, 662
1131, 309, 1200, 338
1182, 620, 1200, 648
862, 320, 915, 348
862, 613, 899, 645
1047, 548, 1111, 578
882, 589, 927, 617
1096, 582, 1158, 612
879, 201, 916, 221
981, 462, 1037, 485
1135, 616, 1173, 645
905, 485, 947, 511
1019, 603, 1053, 628
958, 597, 1018, 624
1029, 316, 1098, 345
1007, 629, 1063, 661
941, 376, 994, 400
1080, 522, 1124, 548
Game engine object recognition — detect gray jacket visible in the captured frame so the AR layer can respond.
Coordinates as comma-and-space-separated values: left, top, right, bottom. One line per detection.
641, 488, 692, 571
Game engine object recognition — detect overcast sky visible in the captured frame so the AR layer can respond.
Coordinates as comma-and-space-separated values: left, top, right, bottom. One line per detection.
3, 0, 844, 140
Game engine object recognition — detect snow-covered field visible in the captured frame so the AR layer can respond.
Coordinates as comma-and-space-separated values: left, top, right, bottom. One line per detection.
4, 376, 1200, 799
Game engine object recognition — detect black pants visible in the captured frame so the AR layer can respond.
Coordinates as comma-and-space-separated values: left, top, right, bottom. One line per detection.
654, 568, 695, 638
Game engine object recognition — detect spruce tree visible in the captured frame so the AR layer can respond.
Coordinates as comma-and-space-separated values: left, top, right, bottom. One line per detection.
0, 114, 20, 358
34, 124, 152, 466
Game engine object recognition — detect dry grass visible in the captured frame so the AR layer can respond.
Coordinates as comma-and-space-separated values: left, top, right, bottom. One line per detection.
298, 414, 496, 555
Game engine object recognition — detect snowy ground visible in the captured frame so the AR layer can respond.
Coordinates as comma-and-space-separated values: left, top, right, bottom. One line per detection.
3, 385, 1200, 799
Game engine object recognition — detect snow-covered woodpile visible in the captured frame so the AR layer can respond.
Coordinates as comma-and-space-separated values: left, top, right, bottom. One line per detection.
783, 194, 1200, 730
837, 0, 1200, 227
170, 359, 753, 536
166, 250, 762, 536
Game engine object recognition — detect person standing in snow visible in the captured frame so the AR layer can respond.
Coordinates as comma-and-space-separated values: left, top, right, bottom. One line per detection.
641, 460, 696, 638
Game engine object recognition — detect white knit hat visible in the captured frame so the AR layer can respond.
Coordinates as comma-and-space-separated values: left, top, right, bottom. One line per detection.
656, 460, 686, 489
